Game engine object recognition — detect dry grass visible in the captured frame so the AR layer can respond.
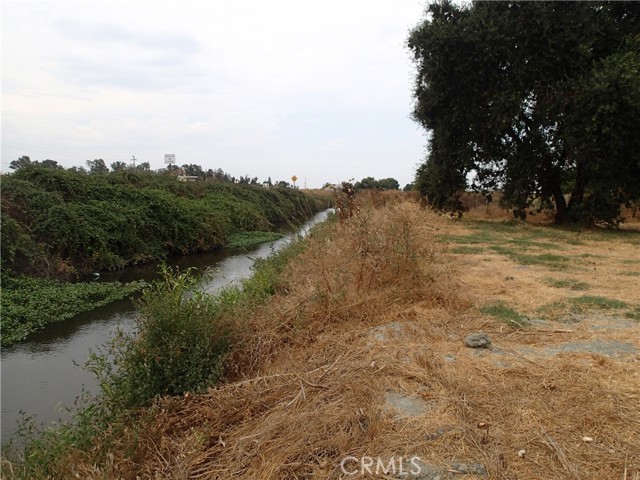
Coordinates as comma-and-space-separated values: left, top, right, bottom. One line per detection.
43, 196, 640, 479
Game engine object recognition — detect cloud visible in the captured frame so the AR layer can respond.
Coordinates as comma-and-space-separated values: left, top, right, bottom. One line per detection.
1, 0, 428, 187
48, 20, 203, 91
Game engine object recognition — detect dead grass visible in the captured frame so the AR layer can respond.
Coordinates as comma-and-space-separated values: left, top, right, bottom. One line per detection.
33, 196, 640, 480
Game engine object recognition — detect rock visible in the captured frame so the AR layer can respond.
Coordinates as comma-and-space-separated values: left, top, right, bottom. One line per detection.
425, 425, 454, 441
384, 392, 432, 418
369, 322, 404, 342
400, 460, 447, 480
450, 462, 488, 476
464, 332, 491, 348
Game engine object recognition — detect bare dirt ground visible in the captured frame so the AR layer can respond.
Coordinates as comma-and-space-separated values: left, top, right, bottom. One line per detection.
56, 196, 640, 480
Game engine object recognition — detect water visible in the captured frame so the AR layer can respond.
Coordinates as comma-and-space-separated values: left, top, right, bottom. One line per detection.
0, 209, 332, 445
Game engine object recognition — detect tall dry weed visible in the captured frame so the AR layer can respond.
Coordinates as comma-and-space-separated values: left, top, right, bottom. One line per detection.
228, 199, 457, 379
31, 197, 467, 479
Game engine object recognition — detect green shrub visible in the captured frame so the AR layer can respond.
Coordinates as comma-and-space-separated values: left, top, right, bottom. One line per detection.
94, 266, 234, 409
1, 166, 321, 275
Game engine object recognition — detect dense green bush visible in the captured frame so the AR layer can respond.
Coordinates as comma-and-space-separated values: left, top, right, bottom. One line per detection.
1, 166, 325, 276
92, 267, 235, 409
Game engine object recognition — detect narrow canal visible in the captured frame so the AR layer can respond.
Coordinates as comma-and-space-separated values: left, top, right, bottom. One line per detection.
1, 209, 333, 444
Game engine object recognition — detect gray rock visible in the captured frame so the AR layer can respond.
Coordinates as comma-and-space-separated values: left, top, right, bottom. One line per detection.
400, 460, 447, 480
369, 322, 404, 342
450, 461, 488, 476
425, 425, 454, 441
384, 392, 432, 418
464, 332, 491, 348
545, 340, 637, 357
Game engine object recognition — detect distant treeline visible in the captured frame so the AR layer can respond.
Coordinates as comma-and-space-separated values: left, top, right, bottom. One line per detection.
9, 156, 294, 187
1, 163, 328, 278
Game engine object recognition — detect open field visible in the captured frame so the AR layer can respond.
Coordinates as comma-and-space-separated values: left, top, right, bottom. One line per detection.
6, 194, 639, 479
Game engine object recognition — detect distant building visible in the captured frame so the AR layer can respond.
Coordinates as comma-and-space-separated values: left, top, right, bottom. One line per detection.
177, 175, 199, 182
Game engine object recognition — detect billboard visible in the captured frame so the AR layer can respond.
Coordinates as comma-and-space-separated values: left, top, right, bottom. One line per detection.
164, 154, 176, 164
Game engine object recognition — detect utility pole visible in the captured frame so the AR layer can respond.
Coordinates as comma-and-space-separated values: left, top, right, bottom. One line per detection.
131, 155, 136, 168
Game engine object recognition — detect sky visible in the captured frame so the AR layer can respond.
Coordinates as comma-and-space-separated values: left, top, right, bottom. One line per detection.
1, 0, 429, 188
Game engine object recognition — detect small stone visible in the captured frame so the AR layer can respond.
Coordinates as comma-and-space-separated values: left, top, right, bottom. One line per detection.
450, 461, 488, 476
465, 332, 492, 348
582, 436, 593, 443
518, 449, 526, 457
384, 392, 431, 418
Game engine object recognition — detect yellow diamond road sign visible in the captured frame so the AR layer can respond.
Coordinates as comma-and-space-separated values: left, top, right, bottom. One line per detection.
291, 175, 298, 183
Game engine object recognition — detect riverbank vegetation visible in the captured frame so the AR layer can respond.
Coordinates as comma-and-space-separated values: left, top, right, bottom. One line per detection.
226, 231, 284, 250
2, 192, 639, 479
1, 216, 320, 477
1, 164, 329, 347
0, 277, 145, 347
1, 164, 327, 278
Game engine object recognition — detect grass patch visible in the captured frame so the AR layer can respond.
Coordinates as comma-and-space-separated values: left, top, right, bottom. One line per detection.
624, 306, 640, 321
440, 232, 495, 245
489, 246, 571, 270
450, 245, 485, 254
543, 278, 590, 291
570, 295, 628, 310
620, 259, 640, 264
619, 271, 640, 276
227, 231, 284, 249
479, 302, 529, 328
538, 295, 630, 321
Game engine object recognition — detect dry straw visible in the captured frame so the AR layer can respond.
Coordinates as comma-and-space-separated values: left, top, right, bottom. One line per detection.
50, 193, 640, 479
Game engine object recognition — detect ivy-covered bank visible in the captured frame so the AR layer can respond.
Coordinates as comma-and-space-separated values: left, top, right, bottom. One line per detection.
1, 166, 327, 276
0, 165, 330, 346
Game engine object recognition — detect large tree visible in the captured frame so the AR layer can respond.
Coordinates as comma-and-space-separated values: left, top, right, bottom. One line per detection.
409, 1, 640, 224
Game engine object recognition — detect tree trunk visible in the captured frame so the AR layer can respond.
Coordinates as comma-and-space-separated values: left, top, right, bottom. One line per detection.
552, 183, 568, 223
567, 162, 585, 216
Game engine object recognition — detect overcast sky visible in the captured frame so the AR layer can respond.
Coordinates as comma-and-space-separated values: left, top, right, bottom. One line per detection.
2, 1, 428, 188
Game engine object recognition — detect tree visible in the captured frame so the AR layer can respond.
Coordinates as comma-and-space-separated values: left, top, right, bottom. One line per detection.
409, 1, 640, 225
354, 177, 377, 190
354, 176, 400, 190
181, 164, 204, 177
111, 161, 128, 172
9, 156, 32, 170
39, 159, 62, 169
378, 178, 400, 190
136, 162, 151, 172
86, 159, 109, 174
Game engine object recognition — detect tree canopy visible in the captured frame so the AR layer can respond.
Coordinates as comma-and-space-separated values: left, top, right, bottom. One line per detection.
353, 176, 400, 191
409, 1, 640, 224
